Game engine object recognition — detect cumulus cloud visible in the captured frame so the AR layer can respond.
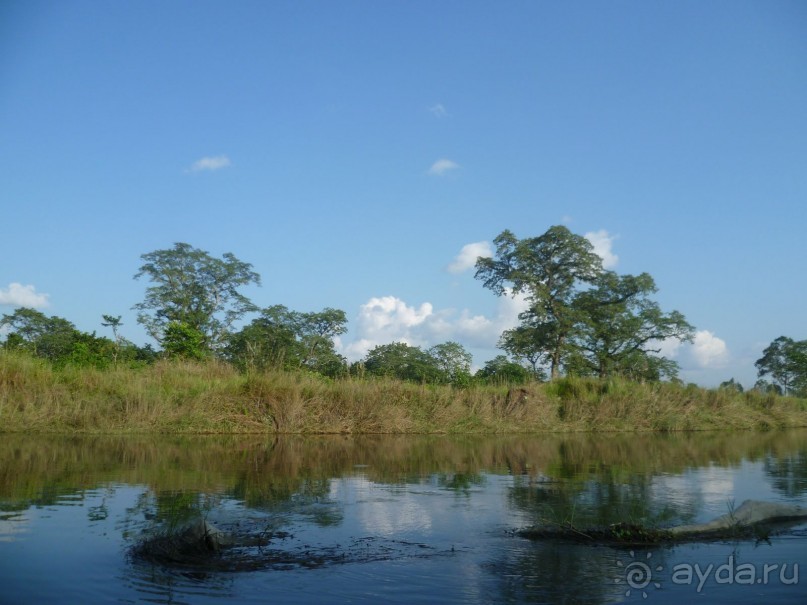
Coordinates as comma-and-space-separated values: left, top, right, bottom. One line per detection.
690, 330, 729, 368
584, 229, 619, 269
428, 158, 460, 176
447, 241, 493, 274
339, 291, 529, 361
187, 155, 231, 173
428, 103, 449, 118
0, 283, 49, 308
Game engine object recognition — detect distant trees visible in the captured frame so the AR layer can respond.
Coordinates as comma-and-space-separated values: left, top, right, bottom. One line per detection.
476, 226, 693, 382
360, 341, 473, 386
133, 243, 260, 353
0, 308, 154, 368
224, 305, 348, 377
474, 355, 533, 385
755, 336, 807, 397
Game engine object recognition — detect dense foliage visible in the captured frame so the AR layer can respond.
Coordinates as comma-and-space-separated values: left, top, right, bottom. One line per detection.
755, 336, 807, 397
476, 226, 694, 381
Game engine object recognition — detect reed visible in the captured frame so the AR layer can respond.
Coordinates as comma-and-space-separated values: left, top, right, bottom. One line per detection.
1, 352, 805, 434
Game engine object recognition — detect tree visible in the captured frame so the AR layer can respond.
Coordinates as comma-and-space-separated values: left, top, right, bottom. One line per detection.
569, 272, 693, 380
475, 226, 604, 378
297, 307, 348, 370
719, 378, 744, 393
475, 355, 532, 385
755, 336, 807, 397
0, 307, 123, 368
162, 321, 207, 360
224, 305, 348, 376
0, 308, 80, 362
362, 342, 442, 383
427, 341, 473, 385
498, 326, 548, 380
133, 243, 260, 351
101, 314, 123, 364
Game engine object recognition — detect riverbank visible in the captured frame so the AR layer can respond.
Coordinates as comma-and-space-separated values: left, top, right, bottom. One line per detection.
1, 352, 805, 434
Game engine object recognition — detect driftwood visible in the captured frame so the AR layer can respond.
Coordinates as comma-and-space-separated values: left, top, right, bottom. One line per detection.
670, 500, 807, 538
518, 500, 807, 546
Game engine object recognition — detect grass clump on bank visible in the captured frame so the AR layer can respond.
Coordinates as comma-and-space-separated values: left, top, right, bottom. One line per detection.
1, 351, 805, 434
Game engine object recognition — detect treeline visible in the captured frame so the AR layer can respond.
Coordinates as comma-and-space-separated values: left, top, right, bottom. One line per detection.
0, 306, 534, 387
1, 227, 804, 395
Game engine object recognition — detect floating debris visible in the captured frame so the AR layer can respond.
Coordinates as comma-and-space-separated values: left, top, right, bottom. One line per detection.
129, 519, 449, 573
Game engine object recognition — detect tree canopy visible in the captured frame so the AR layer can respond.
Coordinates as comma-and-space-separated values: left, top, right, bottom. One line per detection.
224, 305, 348, 376
755, 336, 807, 397
476, 226, 692, 381
569, 272, 693, 380
475, 226, 603, 378
133, 242, 260, 352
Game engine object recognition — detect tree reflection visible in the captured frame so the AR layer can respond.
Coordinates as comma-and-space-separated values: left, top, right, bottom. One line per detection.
764, 448, 807, 498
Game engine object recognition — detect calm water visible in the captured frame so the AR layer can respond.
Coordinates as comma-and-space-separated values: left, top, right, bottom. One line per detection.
1, 431, 806, 604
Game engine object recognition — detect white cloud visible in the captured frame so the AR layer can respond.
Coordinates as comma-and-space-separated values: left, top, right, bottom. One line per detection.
447, 241, 493, 274
344, 292, 528, 360
690, 330, 729, 368
0, 283, 49, 308
187, 155, 231, 173
338, 291, 529, 361
428, 158, 460, 176
428, 103, 449, 118
584, 229, 619, 269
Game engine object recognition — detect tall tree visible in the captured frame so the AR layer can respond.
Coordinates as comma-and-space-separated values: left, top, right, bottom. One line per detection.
475, 226, 603, 378
755, 336, 807, 396
101, 314, 123, 364
569, 272, 694, 380
133, 243, 260, 351
297, 307, 348, 369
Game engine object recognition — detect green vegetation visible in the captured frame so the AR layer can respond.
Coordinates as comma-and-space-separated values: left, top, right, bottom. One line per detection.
1, 351, 805, 434
755, 336, 807, 397
2, 229, 806, 434
475, 226, 694, 381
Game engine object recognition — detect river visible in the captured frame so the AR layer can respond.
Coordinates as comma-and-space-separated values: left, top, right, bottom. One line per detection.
1, 430, 805, 604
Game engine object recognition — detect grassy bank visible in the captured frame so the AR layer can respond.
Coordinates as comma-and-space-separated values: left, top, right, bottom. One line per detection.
1, 352, 806, 434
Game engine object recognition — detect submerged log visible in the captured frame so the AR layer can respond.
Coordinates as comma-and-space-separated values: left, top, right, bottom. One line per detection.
518, 500, 807, 546
669, 500, 807, 538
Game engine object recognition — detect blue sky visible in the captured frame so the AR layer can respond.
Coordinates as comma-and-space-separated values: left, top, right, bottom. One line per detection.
2, 0, 806, 387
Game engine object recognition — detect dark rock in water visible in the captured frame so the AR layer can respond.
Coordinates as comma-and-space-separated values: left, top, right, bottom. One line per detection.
130, 520, 236, 566
178, 520, 234, 552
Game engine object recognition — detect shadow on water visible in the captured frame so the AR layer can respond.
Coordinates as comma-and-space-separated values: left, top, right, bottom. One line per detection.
0, 429, 806, 604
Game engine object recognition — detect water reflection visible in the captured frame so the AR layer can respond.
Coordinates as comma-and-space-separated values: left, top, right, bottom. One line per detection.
0, 430, 805, 604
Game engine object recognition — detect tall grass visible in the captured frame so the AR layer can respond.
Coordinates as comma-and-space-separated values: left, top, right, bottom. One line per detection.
1, 352, 805, 434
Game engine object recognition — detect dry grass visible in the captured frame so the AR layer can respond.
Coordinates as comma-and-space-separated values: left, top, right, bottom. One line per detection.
1, 352, 805, 434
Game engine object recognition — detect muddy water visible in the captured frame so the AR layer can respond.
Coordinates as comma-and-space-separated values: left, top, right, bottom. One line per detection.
0, 430, 805, 604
